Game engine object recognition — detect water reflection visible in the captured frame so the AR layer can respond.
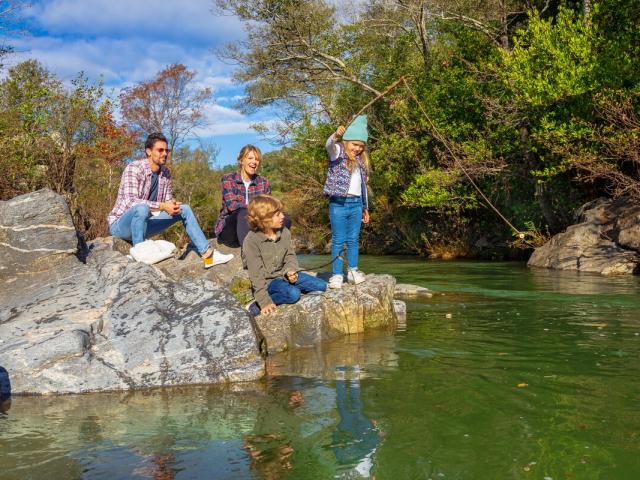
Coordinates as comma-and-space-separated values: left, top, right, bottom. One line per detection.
266, 330, 399, 380
332, 366, 381, 478
528, 267, 640, 296
1, 332, 399, 479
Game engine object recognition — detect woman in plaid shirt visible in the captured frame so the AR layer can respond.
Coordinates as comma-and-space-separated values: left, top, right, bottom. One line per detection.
215, 145, 290, 247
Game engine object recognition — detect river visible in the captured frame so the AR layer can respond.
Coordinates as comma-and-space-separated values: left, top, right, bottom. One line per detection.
2, 258, 639, 479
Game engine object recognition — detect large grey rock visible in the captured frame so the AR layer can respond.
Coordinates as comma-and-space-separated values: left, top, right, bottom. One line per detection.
254, 274, 398, 355
528, 197, 640, 275
0, 190, 264, 395
0, 189, 77, 278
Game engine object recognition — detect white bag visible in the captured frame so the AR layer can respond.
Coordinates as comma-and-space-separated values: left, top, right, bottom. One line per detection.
129, 239, 176, 265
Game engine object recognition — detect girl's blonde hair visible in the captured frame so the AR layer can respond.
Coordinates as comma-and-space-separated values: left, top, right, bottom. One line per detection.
247, 195, 283, 232
237, 144, 262, 171
343, 141, 370, 173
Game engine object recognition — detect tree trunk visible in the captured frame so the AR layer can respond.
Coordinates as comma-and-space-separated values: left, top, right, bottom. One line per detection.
499, 0, 510, 50
520, 124, 562, 233
583, 0, 591, 24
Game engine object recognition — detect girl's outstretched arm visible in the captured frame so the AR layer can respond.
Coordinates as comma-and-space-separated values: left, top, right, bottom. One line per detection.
326, 125, 346, 161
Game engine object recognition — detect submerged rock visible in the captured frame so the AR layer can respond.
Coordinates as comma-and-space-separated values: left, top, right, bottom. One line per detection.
528, 198, 640, 275
394, 283, 433, 298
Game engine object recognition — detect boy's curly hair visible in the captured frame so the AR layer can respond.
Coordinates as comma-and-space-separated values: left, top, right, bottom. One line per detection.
247, 195, 283, 232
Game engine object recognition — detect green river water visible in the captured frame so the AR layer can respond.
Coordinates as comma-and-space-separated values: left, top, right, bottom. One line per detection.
2, 258, 640, 479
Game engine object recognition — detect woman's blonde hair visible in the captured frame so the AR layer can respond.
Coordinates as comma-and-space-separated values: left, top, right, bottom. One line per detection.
247, 195, 283, 232
237, 144, 262, 171
343, 141, 370, 173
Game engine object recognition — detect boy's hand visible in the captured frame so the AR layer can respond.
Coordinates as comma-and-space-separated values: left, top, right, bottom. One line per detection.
335, 125, 346, 137
362, 209, 370, 224
286, 271, 298, 284
261, 303, 277, 315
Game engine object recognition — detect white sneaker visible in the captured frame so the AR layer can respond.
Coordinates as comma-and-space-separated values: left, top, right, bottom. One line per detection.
347, 269, 366, 285
328, 274, 344, 289
212, 250, 234, 266
204, 249, 234, 269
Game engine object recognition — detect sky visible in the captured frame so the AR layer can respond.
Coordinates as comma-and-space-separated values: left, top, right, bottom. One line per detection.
0, 0, 277, 166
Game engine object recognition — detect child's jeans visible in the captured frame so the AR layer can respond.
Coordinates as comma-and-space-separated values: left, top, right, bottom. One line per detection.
267, 273, 327, 305
329, 196, 363, 275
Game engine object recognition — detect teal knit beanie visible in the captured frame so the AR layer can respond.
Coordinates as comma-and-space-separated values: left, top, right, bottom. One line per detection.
342, 115, 368, 143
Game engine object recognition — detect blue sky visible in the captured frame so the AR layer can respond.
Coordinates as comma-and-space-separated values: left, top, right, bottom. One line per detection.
0, 0, 277, 166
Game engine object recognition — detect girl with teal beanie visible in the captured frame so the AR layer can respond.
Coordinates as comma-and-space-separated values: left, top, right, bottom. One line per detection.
323, 115, 371, 289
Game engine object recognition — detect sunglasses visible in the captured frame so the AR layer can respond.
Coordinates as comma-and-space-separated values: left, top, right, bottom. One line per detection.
155, 148, 171, 153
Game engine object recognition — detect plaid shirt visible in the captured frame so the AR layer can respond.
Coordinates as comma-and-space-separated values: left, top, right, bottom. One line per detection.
214, 172, 271, 235
108, 159, 173, 225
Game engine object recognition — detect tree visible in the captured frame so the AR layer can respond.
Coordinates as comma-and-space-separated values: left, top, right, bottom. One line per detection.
119, 64, 212, 153
215, 0, 384, 135
75, 100, 137, 239
0, 60, 103, 200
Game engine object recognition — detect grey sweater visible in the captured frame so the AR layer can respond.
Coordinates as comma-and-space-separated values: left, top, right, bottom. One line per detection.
242, 227, 299, 308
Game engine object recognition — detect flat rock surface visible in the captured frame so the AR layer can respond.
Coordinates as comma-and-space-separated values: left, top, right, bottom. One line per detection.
528, 197, 640, 275
95, 236, 245, 288
254, 274, 398, 355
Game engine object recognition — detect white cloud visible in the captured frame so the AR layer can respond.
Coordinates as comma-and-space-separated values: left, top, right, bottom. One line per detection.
24, 0, 244, 45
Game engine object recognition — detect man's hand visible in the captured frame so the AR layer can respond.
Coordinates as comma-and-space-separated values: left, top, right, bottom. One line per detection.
260, 303, 277, 315
362, 209, 370, 224
161, 200, 182, 216
285, 271, 298, 284
335, 125, 346, 137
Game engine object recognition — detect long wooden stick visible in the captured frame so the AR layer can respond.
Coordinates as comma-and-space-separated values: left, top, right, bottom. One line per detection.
346, 76, 406, 127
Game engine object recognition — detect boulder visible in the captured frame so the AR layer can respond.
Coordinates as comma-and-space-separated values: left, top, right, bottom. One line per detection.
0, 189, 77, 278
528, 197, 640, 275
0, 190, 264, 395
254, 274, 398, 355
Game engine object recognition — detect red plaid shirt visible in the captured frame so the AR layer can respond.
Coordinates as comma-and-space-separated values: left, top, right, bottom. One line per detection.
214, 172, 271, 235
108, 159, 173, 225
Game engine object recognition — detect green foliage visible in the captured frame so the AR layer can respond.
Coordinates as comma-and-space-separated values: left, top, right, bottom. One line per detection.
502, 7, 597, 107
402, 169, 478, 211
0, 60, 104, 200
172, 148, 223, 237
4, 0, 639, 259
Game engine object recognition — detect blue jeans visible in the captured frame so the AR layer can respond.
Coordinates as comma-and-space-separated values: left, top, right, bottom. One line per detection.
109, 203, 209, 255
329, 197, 363, 275
267, 272, 327, 305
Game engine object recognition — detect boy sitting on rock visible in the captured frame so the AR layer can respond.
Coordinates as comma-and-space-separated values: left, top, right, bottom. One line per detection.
243, 195, 327, 316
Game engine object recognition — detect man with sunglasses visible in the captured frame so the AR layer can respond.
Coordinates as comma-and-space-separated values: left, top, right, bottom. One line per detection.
108, 132, 232, 268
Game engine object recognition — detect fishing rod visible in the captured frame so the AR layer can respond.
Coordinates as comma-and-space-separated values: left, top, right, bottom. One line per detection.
294, 246, 347, 275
